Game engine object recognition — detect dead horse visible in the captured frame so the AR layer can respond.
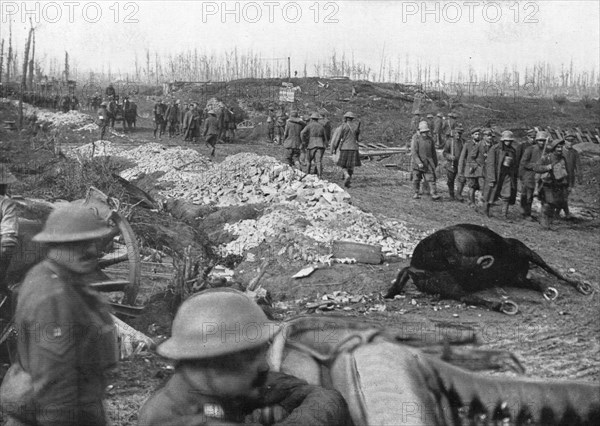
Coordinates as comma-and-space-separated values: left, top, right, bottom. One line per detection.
384, 223, 594, 314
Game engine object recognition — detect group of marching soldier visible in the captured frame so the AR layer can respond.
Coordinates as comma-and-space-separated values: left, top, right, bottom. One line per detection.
150, 98, 236, 158
266, 108, 362, 188
411, 112, 583, 229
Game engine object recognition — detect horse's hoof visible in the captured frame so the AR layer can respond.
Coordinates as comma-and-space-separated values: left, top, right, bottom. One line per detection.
477, 255, 495, 269
500, 300, 519, 315
543, 287, 559, 301
577, 281, 594, 295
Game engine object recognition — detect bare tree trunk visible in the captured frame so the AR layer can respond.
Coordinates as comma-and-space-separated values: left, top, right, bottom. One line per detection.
0, 39, 4, 84
7, 20, 12, 83
28, 31, 35, 89
19, 25, 34, 129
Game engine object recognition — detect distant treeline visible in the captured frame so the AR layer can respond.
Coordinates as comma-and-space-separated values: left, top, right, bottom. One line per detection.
2, 46, 598, 99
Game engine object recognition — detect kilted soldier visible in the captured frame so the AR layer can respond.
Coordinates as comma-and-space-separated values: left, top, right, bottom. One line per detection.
533, 139, 570, 230
301, 112, 327, 178
443, 123, 465, 201
331, 112, 361, 188
410, 121, 441, 200
283, 111, 304, 168
484, 131, 518, 219
203, 110, 220, 157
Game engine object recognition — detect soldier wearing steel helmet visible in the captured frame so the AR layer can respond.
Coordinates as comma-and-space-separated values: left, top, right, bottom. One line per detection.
532, 138, 570, 229
519, 131, 549, 221
331, 111, 361, 188
138, 288, 350, 425
203, 109, 220, 157
282, 110, 304, 169
557, 131, 583, 219
0, 205, 118, 426
0, 165, 18, 295
410, 121, 441, 200
483, 130, 519, 219
442, 123, 465, 201
409, 111, 422, 134
300, 112, 328, 179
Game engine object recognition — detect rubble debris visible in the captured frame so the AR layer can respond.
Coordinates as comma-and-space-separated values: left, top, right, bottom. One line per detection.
65, 143, 423, 262
17, 101, 94, 128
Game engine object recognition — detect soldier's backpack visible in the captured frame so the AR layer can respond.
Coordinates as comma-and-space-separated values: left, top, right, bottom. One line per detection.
266, 316, 600, 426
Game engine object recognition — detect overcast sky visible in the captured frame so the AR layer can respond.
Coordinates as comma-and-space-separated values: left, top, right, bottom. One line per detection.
1, 0, 599, 82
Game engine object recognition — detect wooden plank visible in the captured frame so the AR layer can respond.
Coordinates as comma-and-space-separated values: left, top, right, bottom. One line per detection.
367, 143, 380, 149
575, 128, 586, 144
359, 149, 408, 158
375, 143, 390, 149
332, 240, 383, 264
358, 143, 369, 149
585, 130, 596, 143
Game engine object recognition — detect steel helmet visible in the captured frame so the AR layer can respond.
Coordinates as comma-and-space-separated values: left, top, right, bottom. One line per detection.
549, 138, 565, 150
208, 110, 217, 116
310, 112, 321, 120
418, 121, 430, 132
564, 131, 577, 140
526, 128, 537, 136
0, 164, 17, 184
290, 110, 298, 118
455, 123, 464, 132
501, 130, 515, 141
536, 131, 550, 140
32, 204, 114, 243
426, 113, 434, 118
157, 288, 276, 360
343, 111, 355, 119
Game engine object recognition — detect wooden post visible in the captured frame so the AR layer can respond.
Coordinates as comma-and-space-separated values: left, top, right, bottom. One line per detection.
287, 57, 291, 82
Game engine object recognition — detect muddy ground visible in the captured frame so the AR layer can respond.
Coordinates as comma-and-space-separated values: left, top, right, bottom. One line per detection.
1, 85, 599, 425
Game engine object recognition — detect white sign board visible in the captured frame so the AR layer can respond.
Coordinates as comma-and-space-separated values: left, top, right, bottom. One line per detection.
279, 87, 296, 103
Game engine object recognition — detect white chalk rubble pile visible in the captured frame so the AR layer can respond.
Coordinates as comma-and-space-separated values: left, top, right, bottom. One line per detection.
164, 153, 350, 206
16, 101, 94, 128
220, 200, 419, 260
119, 143, 212, 180
66, 143, 421, 261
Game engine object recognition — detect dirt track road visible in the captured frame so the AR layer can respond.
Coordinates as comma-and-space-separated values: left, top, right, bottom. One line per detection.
119, 115, 600, 385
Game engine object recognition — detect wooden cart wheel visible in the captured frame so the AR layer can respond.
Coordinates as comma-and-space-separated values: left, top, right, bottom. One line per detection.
96, 211, 142, 306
